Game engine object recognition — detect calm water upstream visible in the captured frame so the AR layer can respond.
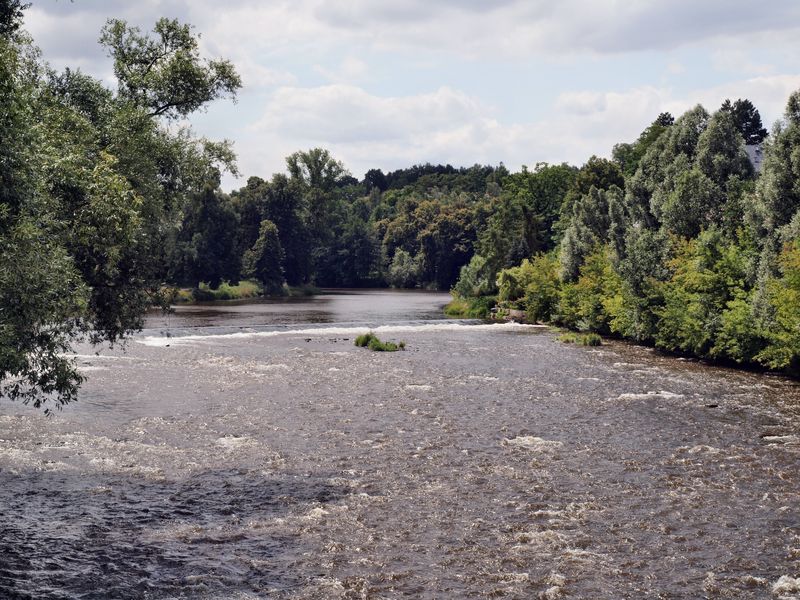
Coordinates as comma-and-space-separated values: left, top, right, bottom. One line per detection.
1, 289, 799, 599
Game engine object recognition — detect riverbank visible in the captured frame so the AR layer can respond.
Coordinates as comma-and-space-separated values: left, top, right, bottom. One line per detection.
166, 280, 319, 303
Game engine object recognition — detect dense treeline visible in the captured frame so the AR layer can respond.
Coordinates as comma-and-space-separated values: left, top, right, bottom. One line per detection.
169, 151, 511, 292
457, 96, 800, 375
2, 1, 798, 409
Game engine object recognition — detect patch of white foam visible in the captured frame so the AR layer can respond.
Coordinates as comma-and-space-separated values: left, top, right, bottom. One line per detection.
214, 435, 256, 449
302, 507, 329, 521
468, 375, 498, 382
764, 435, 800, 445
683, 445, 722, 455
773, 575, 800, 596
252, 363, 290, 372
542, 572, 567, 598
616, 391, 684, 401
504, 436, 563, 451
405, 384, 432, 391
62, 354, 137, 361
514, 529, 568, 550
137, 322, 544, 347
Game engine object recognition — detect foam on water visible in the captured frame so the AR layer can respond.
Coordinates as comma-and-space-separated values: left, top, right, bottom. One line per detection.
773, 575, 800, 596
503, 436, 564, 451
137, 321, 545, 347
615, 390, 685, 401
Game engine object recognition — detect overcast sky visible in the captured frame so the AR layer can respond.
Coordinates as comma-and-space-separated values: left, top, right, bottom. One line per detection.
24, 0, 800, 190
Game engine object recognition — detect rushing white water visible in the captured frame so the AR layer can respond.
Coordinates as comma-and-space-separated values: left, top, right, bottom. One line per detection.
1, 291, 799, 599
137, 321, 545, 347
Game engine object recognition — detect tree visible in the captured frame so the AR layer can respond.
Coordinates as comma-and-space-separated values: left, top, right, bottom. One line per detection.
627, 105, 710, 229
696, 109, 753, 186
660, 169, 721, 238
242, 220, 285, 293
0, 0, 27, 36
99, 18, 241, 119
1, 12, 240, 409
175, 185, 240, 287
363, 168, 387, 192
263, 174, 311, 285
478, 163, 576, 283
746, 90, 800, 242
387, 249, 420, 288
559, 185, 624, 280
720, 98, 768, 145
453, 254, 494, 298
612, 113, 673, 177
286, 148, 348, 192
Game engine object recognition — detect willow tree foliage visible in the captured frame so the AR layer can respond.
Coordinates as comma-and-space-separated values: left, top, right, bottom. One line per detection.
482, 93, 799, 374
99, 18, 240, 119
0, 9, 240, 409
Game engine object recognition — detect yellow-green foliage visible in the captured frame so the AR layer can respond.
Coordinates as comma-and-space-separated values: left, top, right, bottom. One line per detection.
557, 331, 602, 346
654, 231, 748, 357
354, 332, 376, 347
556, 246, 621, 332
581, 332, 603, 346
444, 295, 495, 318
193, 279, 264, 301
497, 254, 561, 322
757, 241, 800, 371
354, 332, 405, 352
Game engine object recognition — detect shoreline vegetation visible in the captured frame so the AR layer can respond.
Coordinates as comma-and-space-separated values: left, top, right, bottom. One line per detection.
164, 281, 320, 303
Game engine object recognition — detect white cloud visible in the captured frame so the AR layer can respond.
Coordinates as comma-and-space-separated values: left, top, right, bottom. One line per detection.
666, 62, 686, 75
230, 73, 800, 188
29, 0, 800, 67
23, 0, 800, 193
311, 0, 800, 56
711, 48, 776, 77
314, 56, 368, 83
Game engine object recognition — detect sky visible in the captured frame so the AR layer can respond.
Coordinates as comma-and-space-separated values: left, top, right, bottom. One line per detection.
24, 0, 800, 190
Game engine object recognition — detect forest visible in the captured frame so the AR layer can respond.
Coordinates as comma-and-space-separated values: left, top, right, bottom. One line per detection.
172, 96, 800, 377
1, 3, 799, 409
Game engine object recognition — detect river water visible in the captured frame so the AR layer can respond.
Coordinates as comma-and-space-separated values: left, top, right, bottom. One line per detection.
1, 290, 799, 599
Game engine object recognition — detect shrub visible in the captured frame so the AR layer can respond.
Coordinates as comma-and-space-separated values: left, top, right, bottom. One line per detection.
192, 279, 264, 301
355, 332, 405, 352
557, 332, 601, 346
580, 333, 603, 346
444, 295, 496, 318
557, 332, 578, 344
354, 332, 377, 347
497, 254, 561, 322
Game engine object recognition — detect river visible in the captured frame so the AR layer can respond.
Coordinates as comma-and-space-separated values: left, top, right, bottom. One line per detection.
1, 289, 799, 599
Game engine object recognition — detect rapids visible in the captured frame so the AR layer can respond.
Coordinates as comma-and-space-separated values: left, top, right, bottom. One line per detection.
1, 290, 798, 598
